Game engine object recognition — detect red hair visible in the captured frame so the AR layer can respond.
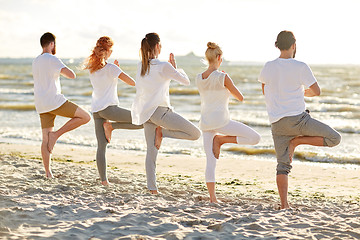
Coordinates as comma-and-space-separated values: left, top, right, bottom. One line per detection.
84, 36, 113, 73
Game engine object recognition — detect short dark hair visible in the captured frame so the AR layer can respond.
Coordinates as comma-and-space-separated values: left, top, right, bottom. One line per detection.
40, 32, 56, 48
275, 31, 296, 50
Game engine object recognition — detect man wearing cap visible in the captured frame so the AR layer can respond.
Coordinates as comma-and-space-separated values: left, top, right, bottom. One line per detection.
258, 30, 341, 209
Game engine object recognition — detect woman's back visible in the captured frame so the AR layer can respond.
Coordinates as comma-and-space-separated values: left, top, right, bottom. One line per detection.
196, 70, 230, 130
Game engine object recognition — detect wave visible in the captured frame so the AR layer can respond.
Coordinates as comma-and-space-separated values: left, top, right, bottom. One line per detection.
169, 88, 199, 95
225, 146, 360, 165
0, 74, 22, 80
226, 147, 275, 155
81, 91, 92, 96
0, 104, 35, 111
0, 88, 33, 95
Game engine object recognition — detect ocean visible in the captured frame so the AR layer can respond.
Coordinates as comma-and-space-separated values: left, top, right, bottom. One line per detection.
1, 57, 360, 168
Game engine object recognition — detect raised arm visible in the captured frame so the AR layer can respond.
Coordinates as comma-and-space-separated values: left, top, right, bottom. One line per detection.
60, 67, 76, 79
114, 59, 135, 86
224, 74, 244, 101
304, 82, 321, 97
118, 72, 135, 86
162, 54, 190, 85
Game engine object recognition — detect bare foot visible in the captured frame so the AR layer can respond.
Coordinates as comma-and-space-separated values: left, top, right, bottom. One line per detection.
45, 170, 54, 178
279, 203, 290, 210
150, 190, 158, 194
155, 126, 163, 150
103, 121, 113, 143
288, 139, 296, 163
209, 198, 218, 203
101, 180, 110, 186
47, 131, 57, 153
212, 135, 222, 159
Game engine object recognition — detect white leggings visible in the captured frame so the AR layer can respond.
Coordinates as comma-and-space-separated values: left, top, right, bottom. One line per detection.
203, 120, 261, 182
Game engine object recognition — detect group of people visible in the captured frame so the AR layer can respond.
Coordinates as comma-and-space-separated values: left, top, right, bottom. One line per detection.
32, 31, 341, 209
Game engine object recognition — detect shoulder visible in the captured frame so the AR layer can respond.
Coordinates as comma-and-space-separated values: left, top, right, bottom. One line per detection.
213, 70, 226, 80
49, 54, 65, 66
32, 55, 41, 64
291, 59, 312, 72
159, 61, 176, 73
264, 59, 278, 67
48, 54, 61, 62
160, 61, 172, 68
106, 63, 121, 71
291, 58, 307, 66
105, 62, 117, 68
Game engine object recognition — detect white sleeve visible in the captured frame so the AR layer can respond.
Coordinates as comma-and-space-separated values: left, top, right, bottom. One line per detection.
162, 62, 190, 86
109, 64, 122, 79
258, 63, 267, 84
52, 56, 66, 72
301, 64, 317, 88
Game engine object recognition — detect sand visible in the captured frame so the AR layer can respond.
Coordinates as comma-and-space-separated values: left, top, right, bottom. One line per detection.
0, 142, 360, 239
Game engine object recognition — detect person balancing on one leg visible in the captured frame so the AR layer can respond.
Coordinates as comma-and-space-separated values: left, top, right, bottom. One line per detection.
32, 32, 91, 178
258, 30, 341, 209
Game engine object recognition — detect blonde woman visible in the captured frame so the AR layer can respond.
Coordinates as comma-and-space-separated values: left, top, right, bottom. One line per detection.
131, 33, 201, 194
196, 42, 261, 203
84, 36, 143, 186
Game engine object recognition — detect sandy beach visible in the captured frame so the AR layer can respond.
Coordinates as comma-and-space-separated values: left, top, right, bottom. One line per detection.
0, 142, 359, 239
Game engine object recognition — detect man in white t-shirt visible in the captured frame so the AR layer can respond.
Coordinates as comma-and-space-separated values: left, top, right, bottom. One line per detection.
32, 32, 90, 178
258, 31, 341, 209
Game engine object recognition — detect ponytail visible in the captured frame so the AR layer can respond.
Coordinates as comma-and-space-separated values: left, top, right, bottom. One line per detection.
140, 33, 160, 76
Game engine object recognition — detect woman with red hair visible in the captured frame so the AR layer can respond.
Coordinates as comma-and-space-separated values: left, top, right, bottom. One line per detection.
84, 36, 143, 186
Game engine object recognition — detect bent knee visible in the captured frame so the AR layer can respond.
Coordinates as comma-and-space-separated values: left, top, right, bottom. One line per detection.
189, 127, 201, 140
83, 112, 91, 124
250, 133, 261, 145
75, 107, 91, 124
80, 111, 91, 124
325, 131, 341, 147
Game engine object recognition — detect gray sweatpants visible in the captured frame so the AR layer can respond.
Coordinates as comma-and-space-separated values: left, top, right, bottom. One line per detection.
144, 107, 201, 190
93, 105, 143, 182
271, 112, 341, 175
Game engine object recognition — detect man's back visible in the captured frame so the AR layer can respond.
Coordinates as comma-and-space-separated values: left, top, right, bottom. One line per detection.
259, 58, 316, 123
32, 53, 66, 114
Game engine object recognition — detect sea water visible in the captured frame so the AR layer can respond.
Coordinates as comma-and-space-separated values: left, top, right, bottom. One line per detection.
1, 58, 360, 167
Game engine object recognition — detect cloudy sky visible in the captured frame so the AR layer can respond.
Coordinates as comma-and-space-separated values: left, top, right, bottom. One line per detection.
0, 0, 359, 64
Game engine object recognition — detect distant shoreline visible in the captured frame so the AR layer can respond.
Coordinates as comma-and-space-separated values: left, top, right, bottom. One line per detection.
1, 56, 359, 66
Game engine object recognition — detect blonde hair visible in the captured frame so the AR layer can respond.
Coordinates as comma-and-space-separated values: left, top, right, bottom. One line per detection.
84, 36, 113, 73
205, 42, 223, 64
140, 33, 160, 76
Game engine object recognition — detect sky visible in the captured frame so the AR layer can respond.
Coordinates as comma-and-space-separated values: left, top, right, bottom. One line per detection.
0, 0, 359, 64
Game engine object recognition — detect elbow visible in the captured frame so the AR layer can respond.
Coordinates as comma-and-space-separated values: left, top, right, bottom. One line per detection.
183, 80, 190, 86
316, 89, 321, 96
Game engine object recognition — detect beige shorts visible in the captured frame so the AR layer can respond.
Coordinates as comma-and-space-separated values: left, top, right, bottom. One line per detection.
39, 101, 78, 129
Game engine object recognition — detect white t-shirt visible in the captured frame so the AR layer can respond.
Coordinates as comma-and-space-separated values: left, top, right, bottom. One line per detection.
131, 59, 190, 125
32, 53, 67, 114
89, 63, 122, 113
258, 58, 317, 123
196, 70, 230, 131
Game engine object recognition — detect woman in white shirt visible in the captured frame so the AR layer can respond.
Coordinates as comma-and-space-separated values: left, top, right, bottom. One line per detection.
84, 36, 143, 186
196, 42, 261, 203
131, 33, 201, 194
